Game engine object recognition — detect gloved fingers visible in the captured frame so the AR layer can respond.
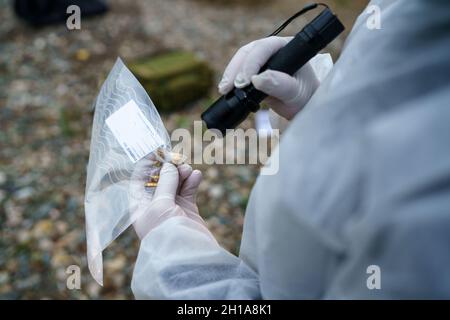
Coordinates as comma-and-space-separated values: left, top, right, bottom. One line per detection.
263, 96, 301, 120
179, 169, 202, 202
218, 41, 256, 95
177, 163, 193, 193
284, 62, 320, 108
234, 36, 293, 89
264, 96, 284, 108
175, 196, 205, 226
133, 204, 185, 240
177, 163, 193, 183
268, 99, 303, 120
251, 69, 301, 102
153, 163, 179, 201
252, 69, 312, 119
164, 151, 187, 166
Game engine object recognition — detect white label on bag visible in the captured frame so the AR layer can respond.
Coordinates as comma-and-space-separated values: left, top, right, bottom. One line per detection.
106, 99, 162, 163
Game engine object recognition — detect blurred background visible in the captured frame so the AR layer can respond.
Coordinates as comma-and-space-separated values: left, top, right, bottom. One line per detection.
0, 0, 368, 299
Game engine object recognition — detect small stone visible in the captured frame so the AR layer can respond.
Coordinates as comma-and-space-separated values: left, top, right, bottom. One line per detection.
6, 260, 18, 272
51, 251, 72, 268
55, 221, 68, 234
55, 268, 66, 281
34, 38, 46, 50
14, 187, 34, 200
105, 255, 126, 273
5, 202, 23, 227
16, 275, 40, 290
208, 184, 224, 199
87, 282, 101, 298
0, 272, 9, 285
75, 48, 90, 61
38, 238, 54, 251
0, 284, 12, 295
32, 219, 54, 238
111, 273, 125, 287
56, 84, 68, 96
206, 167, 219, 180
49, 208, 61, 220
229, 192, 243, 206
16, 230, 31, 244
55, 230, 80, 249
0, 171, 6, 184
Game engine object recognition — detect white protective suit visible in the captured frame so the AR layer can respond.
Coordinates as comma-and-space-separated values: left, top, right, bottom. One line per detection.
132, 0, 450, 299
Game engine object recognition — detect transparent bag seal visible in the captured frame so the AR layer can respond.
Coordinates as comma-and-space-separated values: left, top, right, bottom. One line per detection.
85, 58, 177, 285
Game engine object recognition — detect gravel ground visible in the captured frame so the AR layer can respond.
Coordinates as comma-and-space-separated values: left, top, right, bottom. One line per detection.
0, 0, 367, 299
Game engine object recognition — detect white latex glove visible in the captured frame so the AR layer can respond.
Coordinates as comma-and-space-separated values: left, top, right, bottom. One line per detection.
133, 162, 207, 240
218, 36, 332, 120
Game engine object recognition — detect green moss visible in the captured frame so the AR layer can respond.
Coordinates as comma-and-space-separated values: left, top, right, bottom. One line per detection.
59, 107, 84, 137
175, 115, 191, 129
128, 51, 214, 112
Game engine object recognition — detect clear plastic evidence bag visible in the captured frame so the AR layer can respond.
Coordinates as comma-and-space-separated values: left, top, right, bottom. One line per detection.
84, 58, 181, 285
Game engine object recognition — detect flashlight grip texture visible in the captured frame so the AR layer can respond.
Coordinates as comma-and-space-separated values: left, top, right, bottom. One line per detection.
262, 8, 344, 77
243, 8, 344, 107
262, 36, 321, 76
201, 8, 344, 133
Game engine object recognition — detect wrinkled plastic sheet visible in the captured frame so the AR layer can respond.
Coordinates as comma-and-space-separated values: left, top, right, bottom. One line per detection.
85, 58, 171, 285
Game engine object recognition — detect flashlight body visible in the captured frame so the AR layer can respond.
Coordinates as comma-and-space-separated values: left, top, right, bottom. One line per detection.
201, 8, 345, 134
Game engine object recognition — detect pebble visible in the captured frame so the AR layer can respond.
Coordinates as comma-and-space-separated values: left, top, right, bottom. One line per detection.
75, 49, 90, 61
32, 219, 54, 238
0, 172, 6, 185
208, 184, 225, 199
14, 187, 35, 200
0, 272, 9, 285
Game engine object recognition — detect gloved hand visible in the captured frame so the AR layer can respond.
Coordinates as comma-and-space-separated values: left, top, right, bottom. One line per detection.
133, 162, 206, 240
218, 36, 330, 120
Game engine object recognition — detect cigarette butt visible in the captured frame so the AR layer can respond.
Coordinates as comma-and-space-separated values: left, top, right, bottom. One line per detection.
155, 148, 185, 166
170, 153, 184, 166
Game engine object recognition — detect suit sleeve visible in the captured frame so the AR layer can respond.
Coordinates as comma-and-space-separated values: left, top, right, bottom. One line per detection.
131, 216, 261, 299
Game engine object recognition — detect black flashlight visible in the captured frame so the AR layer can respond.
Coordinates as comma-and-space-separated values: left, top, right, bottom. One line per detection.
201, 4, 345, 134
